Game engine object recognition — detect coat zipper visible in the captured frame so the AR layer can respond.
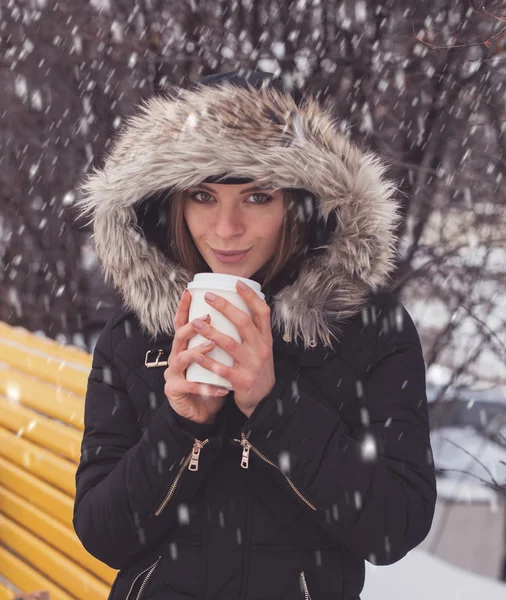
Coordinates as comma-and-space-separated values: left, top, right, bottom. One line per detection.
154, 439, 209, 516
233, 433, 317, 511
300, 571, 312, 600
125, 556, 161, 600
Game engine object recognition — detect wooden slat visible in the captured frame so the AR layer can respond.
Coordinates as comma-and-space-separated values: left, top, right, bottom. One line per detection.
0, 458, 73, 528
0, 547, 74, 600
0, 322, 91, 368
0, 322, 108, 599
0, 428, 75, 497
0, 517, 110, 600
0, 486, 116, 585
0, 397, 82, 463
0, 582, 15, 600
0, 367, 84, 430
0, 337, 89, 397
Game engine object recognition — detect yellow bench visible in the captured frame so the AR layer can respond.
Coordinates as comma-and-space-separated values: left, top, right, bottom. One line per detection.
0, 322, 117, 599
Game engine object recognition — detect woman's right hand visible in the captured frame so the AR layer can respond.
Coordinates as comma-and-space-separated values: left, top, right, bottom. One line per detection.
164, 290, 229, 425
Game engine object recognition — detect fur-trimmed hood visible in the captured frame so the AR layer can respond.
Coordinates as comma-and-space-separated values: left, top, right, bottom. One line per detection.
77, 73, 402, 350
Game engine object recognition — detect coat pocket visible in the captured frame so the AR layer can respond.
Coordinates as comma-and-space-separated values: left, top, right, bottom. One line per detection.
125, 556, 161, 600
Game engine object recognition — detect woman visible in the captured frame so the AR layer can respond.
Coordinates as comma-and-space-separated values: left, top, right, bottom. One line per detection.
74, 70, 437, 599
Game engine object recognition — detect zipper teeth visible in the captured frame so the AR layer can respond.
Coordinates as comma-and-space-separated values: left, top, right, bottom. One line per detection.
154, 453, 192, 516
284, 475, 317, 511
234, 436, 318, 511
251, 446, 317, 511
301, 571, 312, 600
136, 556, 161, 600
154, 439, 209, 516
125, 556, 160, 600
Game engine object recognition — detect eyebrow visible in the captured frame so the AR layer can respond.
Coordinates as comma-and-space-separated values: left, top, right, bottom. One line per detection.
191, 183, 274, 194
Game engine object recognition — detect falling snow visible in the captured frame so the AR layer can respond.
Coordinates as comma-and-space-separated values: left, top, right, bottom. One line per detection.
1, 1, 505, 597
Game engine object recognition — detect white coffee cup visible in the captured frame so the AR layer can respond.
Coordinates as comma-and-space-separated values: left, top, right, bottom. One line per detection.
185, 273, 265, 390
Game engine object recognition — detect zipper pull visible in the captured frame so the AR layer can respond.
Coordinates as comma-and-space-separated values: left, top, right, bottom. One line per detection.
188, 440, 203, 471
240, 436, 251, 469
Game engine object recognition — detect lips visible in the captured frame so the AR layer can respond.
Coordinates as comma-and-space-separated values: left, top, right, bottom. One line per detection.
212, 249, 250, 255
212, 249, 250, 263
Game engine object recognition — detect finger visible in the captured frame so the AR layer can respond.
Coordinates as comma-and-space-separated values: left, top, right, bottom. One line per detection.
205, 293, 264, 345
192, 351, 235, 386
236, 282, 273, 338
173, 289, 191, 330
169, 338, 215, 378
198, 381, 230, 396
165, 374, 227, 398
173, 312, 209, 352
190, 319, 244, 359
165, 337, 214, 381
171, 313, 210, 356
254, 302, 272, 340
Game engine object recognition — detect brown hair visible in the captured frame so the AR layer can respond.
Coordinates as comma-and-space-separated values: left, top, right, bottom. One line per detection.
168, 190, 310, 288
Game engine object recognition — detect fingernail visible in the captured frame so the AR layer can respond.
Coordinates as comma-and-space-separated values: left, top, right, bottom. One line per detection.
203, 339, 214, 347
217, 388, 229, 394
205, 292, 216, 301
195, 354, 204, 363
192, 319, 204, 329
237, 280, 248, 290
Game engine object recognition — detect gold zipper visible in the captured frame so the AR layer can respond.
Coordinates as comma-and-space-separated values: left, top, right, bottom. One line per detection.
154, 439, 209, 516
233, 433, 317, 511
125, 556, 161, 600
300, 571, 312, 600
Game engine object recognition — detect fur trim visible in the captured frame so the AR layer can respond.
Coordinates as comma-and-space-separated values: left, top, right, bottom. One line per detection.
76, 83, 402, 349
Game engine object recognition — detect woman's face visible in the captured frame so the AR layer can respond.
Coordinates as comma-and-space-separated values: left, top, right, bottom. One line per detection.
183, 182, 285, 278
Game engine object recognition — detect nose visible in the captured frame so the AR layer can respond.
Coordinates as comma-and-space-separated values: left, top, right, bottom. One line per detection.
213, 205, 245, 237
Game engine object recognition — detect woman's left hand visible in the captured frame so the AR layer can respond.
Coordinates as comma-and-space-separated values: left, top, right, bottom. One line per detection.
191, 280, 276, 418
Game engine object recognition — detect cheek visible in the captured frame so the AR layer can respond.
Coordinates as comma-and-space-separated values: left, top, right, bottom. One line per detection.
267, 212, 285, 240
270, 220, 284, 241
253, 216, 282, 244
183, 206, 200, 235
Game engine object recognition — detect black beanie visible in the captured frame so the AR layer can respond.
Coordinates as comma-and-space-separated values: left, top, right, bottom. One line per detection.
201, 175, 254, 184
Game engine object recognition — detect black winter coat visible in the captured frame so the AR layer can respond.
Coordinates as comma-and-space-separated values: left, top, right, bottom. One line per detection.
73, 289, 436, 600
73, 71, 436, 599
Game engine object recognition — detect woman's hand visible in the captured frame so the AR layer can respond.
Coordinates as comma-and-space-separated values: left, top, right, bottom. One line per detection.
190, 280, 276, 418
163, 290, 230, 425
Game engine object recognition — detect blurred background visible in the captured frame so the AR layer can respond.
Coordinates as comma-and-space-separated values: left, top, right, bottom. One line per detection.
1, 0, 505, 598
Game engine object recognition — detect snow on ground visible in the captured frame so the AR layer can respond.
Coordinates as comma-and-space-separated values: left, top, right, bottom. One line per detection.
362, 549, 506, 600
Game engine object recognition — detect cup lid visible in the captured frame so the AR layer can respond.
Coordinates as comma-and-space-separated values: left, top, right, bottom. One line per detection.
187, 273, 264, 300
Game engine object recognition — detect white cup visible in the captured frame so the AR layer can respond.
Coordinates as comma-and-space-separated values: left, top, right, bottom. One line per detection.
185, 273, 265, 390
